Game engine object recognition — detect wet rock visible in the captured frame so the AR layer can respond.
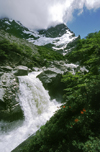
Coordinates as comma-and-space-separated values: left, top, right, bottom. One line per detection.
32, 67, 40, 72
13, 66, 29, 76
37, 69, 65, 102
0, 104, 23, 121
37, 61, 79, 101
0, 72, 3, 76
0, 72, 24, 121
0, 99, 6, 110
0, 66, 13, 72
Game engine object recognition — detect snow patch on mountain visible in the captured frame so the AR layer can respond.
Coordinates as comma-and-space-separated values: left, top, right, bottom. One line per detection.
24, 28, 77, 54
0, 18, 78, 55
23, 30, 39, 38
4, 21, 11, 25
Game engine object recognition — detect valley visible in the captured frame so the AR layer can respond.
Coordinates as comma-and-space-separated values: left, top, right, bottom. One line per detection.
0, 17, 100, 152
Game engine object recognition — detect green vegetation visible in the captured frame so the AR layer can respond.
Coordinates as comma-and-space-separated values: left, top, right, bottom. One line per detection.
37, 45, 64, 61
38, 24, 68, 38
0, 38, 39, 67
14, 31, 100, 152
0, 32, 63, 67
65, 31, 100, 74
1, 23, 100, 151
0, 19, 37, 40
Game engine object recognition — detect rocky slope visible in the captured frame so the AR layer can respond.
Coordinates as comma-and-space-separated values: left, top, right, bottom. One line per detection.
0, 17, 83, 151
0, 18, 80, 54
0, 66, 28, 122
0, 17, 82, 124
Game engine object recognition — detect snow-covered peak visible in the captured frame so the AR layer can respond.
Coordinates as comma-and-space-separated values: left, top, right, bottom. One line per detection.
0, 18, 79, 55
25, 24, 78, 54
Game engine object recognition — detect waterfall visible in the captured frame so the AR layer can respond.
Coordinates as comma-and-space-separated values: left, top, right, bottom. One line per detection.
0, 72, 62, 152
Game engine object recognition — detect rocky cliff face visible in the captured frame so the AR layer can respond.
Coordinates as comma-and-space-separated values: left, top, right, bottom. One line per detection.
0, 17, 81, 151
37, 60, 80, 101
0, 66, 30, 122
0, 18, 80, 55
0, 62, 87, 123
0, 17, 81, 121
0, 19, 79, 121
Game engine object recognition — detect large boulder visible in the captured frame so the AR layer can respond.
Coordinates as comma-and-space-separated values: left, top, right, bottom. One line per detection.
37, 61, 80, 101
38, 72, 64, 102
0, 66, 13, 72
0, 71, 24, 121
0, 99, 6, 110
0, 104, 23, 121
13, 66, 29, 76
37, 66, 65, 102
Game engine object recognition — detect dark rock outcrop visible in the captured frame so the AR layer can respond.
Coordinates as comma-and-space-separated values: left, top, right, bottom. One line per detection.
37, 61, 68, 101
0, 66, 13, 72
13, 66, 29, 76
37, 61, 80, 101
0, 104, 23, 121
0, 68, 24, 121
37, 69, 64, 101
0, 99, 6, 110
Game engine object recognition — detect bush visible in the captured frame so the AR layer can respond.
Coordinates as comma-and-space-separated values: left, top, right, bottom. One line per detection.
7, 31, 100, 152
37, 46, 64, 61
27, 31, 100, 152
0, 38, 64, 67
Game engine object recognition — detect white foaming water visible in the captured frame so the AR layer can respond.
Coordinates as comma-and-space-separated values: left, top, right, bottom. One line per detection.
0, 72, 62, 152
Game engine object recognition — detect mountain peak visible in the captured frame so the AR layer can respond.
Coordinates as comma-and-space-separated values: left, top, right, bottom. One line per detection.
38, 23, 75, 38
0, 18, 79, 55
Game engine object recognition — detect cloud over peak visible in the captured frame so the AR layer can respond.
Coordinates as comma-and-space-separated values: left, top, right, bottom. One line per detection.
0, 0, 100, 29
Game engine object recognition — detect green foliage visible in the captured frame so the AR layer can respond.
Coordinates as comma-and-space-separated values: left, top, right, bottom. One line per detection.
0, 19, 37, 40
37, 45, 64, 62
0, 37, 63, 67
65, 31, 100, 74
81, 136, 100, 152
60, 31, 100, 151
0, 49, 7, 60
0, 38, 39, 67
38, 24, 68, 38
18, 31, 100, 152
3, 29, 100, 151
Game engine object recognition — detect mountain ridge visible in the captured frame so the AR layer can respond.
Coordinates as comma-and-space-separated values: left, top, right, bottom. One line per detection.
0, 18, 79, 54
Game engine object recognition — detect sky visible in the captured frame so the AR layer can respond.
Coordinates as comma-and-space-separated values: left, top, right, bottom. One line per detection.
67, 7, 100, 38
0, 0, 100, 38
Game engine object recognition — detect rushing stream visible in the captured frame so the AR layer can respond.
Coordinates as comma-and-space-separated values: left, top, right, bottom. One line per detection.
0, 72, 62, 152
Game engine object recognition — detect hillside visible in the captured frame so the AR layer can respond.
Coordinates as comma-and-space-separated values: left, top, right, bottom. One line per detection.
0, 30, 64, 68
12, 31, 100, 152
0, 18, 79, 54
0, 17, 100, 152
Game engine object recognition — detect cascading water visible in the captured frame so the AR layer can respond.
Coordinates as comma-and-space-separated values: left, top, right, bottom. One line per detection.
0, 72, 62, 152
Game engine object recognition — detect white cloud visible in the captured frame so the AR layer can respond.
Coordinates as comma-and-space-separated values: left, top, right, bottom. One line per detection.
85, 0, 100, 10
0, 0, 100, 29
